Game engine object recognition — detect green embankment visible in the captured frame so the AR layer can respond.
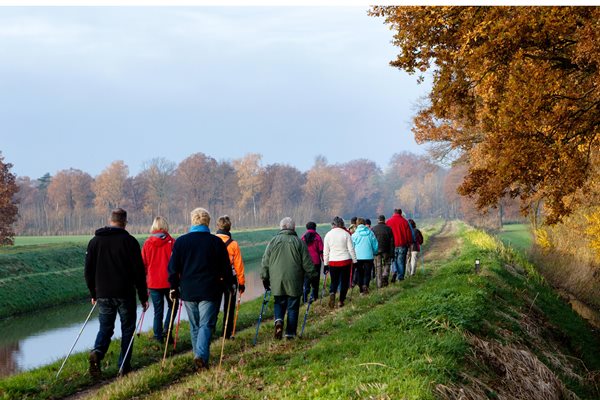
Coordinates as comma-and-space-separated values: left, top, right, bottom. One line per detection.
0, 226, 288, 319
2, 220, 598, 399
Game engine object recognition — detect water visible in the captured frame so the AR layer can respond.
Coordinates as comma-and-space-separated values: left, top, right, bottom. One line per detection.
0, 268, 265, 378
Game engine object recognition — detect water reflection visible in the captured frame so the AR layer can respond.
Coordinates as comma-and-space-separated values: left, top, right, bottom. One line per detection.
0, 268, 265, 378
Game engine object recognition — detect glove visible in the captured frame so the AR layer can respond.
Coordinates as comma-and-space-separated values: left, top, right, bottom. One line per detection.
262, 279, 271, 291
323, 265, 329, 274
169, 288, 180, 302
238, 284, 245, 294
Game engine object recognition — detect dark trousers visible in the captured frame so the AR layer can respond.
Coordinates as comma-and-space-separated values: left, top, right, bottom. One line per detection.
221, 285, 237, 338
303, 263, 321, 302
273, 295, 300, 337
93, 297, 137, 370
149, 288, 179, 341
355, 259, 374, 290
329, 265, 351, 302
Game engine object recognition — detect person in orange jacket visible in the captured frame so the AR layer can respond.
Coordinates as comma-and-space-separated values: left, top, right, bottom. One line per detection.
141, 216, 177, 343
215, 215, 245, 339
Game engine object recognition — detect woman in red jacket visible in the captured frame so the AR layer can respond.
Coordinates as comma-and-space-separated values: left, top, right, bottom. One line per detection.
142, 216, 177, 342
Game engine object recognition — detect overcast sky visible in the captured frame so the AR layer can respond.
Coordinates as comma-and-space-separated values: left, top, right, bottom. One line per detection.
0, 7, 431, 179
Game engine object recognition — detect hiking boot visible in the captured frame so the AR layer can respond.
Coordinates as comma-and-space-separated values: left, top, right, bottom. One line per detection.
274, 320, 283, 340
328, 293, 335, 309
194, 357, 208, 372
285, 334, 296, 340
89, 351, 102, 379
362, 286, 369, 295
338, 300, 345, 307
391, 273, 397, 283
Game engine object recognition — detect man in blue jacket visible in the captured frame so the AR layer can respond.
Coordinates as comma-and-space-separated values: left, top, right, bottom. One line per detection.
168, 207, 234, 371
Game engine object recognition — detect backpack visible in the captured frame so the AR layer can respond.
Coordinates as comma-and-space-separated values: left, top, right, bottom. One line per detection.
224, 237, 237, 277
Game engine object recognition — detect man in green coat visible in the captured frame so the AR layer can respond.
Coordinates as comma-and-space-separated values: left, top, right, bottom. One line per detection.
261, 217, 317, 339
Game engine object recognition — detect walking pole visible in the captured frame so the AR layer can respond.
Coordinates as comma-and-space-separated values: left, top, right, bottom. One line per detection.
252, 290, 271, 345
349, 264, 355, 301
119, 308, 146, 376
137, 309, 146, 337
173, 299, 183, 350
231, 292, 242, 339
219, 291, 233, 369
320, 271, 328, 305
56, 303, 97, 379
299, 296, 314, 338
161, 299, 177, 368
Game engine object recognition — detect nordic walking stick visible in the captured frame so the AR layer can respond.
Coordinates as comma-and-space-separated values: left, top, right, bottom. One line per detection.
320, 271, 328, 305
56, 302, 97, 379
231, 292, 242, 339
219, 291, 233, 369
137, 308, 146, 337
161, 299, 177, 368
119, 308, 146, 376
299, 296, 314, 338
173, 299, 182, 350
349, 264, 355, 301
252, 290, 271, 345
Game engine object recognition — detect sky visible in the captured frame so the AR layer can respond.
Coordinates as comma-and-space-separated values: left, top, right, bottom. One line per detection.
0, 7, 432, 179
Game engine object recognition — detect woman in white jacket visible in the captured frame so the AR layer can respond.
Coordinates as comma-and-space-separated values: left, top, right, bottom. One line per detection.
323, 216, 357, 308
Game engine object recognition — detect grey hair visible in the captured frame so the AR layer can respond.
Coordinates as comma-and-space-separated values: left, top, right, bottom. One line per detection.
279, 217, 295, 231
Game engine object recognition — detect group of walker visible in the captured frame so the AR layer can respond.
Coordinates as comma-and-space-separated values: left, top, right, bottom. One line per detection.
58, 206, 422, 379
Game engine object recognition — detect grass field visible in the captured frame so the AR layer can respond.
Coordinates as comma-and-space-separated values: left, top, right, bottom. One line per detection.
496, 223, 533, 252
2, 220, 599, 399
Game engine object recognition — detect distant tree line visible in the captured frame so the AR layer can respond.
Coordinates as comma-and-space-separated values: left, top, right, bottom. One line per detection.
11, 151, 523, 236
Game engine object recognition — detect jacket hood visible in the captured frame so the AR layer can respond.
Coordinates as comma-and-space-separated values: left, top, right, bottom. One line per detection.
95, 226, 128, 236
279, 229, 298, 236
355, 224, 371, 236
145, 230, 174, 248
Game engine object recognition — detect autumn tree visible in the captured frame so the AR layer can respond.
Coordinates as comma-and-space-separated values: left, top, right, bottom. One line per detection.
233, 153, 263, 226
140, 157, 176, 218
258, 164, 306, 225
371, 6, 600, 224
340, 159, 382, 217
0, 153, 19, 245
175, 153, 219, 223
93, 161, 128, 216
47, 169, 93, 232
304, 157, 346, 222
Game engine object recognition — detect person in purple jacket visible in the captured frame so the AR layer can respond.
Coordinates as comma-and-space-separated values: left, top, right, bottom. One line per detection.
301, 221, 324, 302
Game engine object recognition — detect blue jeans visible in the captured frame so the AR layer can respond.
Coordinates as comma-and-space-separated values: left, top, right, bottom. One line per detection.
273, 295, 300, 338
93, 297, 137, 370
184, 300, 219, 363
392, 247, 408, 280
150, 289, 179, 341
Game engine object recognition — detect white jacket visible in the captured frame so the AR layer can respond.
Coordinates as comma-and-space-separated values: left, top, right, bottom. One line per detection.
323, 227, 357, 265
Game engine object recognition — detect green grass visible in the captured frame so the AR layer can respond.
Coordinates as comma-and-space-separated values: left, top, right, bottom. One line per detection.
496, 223, 533, 252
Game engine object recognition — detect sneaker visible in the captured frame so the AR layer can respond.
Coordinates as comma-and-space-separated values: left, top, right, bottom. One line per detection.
194, 357, 208, 371
285, 334, 295, 340
362, 286, 369, 295
89, 351, 102, 379
328, 293, 335, 309
338, 300, 345, 308
274, 320, 283, 340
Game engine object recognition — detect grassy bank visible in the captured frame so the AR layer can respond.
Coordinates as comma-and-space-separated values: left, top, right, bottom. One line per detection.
75, 223, 599, 400
0, 226, 287, 319
496, 223, 533, 252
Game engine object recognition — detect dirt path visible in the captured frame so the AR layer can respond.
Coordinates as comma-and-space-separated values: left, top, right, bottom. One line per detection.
422, 220, 461, 262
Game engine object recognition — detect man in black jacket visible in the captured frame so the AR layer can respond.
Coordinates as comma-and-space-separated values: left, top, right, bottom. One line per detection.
168, 207, 234, 371
371, 215, 395, 288
85, 208, 148, 378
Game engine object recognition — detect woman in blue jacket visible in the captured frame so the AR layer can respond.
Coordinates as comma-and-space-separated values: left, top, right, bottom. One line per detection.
351, 218, 378, 294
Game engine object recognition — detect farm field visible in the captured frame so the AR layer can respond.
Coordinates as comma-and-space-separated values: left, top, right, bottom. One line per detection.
496, 223, 534, 253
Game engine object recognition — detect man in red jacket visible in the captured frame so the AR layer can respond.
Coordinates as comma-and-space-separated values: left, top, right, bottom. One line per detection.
386, 209, 413, 282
